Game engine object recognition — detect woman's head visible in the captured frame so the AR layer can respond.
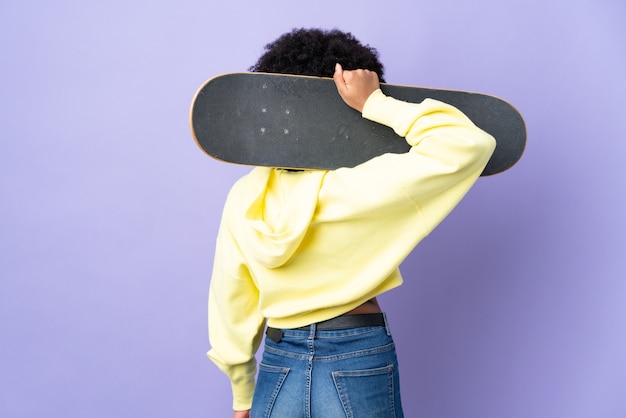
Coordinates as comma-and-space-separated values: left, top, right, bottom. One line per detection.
250, 28, 385, 82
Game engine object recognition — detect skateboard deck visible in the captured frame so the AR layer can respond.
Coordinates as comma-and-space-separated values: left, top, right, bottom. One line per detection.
190, 73, 526, 175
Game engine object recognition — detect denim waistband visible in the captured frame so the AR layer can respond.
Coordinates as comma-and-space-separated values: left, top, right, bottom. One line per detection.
266, 313, 388, 343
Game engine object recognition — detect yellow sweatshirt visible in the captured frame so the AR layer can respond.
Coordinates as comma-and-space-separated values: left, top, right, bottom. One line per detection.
207, 89, 496, 410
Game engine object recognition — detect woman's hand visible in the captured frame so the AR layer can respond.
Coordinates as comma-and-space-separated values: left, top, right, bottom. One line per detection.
333, 63, 380, 112
233, 409, 250, 418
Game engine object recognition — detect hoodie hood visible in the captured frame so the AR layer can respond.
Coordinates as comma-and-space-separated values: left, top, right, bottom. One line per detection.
241, 168, 326, 269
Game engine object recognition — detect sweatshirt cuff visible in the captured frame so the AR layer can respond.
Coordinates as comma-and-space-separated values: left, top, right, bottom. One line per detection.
232, 377, 256, 411
361, 89, 386, 121
361, 89, 424, 141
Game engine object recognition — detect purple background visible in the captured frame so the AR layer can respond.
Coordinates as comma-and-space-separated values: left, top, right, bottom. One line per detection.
1, 0, 625, 417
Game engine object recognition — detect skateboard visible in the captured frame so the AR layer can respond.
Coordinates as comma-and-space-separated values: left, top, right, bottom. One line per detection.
190, 73, 526, 175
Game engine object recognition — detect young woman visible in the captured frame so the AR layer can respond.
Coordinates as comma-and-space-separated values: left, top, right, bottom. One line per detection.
206, 28, 495, 418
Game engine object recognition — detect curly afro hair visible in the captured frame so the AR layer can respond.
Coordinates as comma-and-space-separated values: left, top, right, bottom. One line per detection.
249, 28, 385, 82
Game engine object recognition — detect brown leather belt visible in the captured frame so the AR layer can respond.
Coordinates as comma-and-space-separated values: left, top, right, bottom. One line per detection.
266, 313, 385, 343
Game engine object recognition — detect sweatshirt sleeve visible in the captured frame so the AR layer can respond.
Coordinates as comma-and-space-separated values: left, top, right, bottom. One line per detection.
207, 206, 266, 411
360, 89, 496, 230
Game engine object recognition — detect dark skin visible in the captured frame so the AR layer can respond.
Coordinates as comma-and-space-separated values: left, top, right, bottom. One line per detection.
233, 64, 381, 418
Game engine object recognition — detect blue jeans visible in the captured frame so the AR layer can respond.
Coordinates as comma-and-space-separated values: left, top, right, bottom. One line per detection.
251, 316, 404, 417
